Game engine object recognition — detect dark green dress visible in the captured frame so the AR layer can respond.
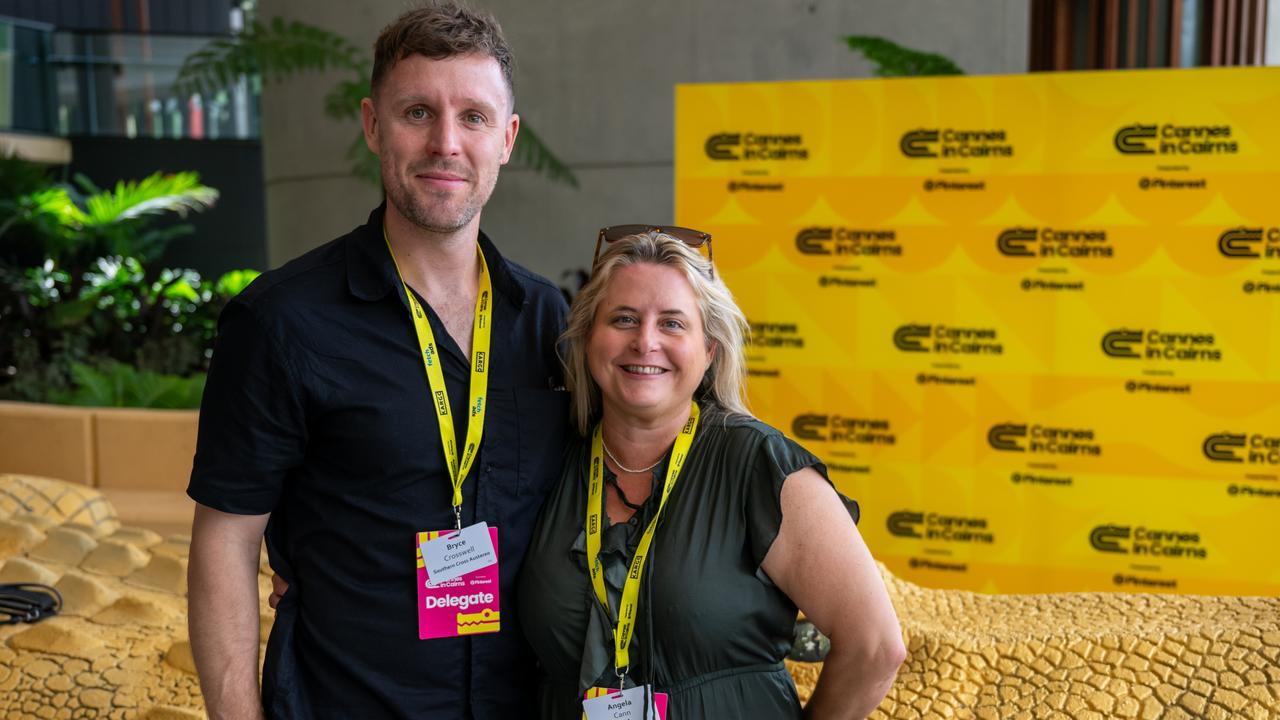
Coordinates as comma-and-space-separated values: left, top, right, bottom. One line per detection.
518, 409, 856, 719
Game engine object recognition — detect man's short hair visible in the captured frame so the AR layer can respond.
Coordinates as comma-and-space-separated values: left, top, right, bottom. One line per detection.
371, 2, 515, 107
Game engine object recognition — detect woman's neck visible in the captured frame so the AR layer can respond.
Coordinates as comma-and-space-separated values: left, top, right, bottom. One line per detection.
599, 400, 694, 473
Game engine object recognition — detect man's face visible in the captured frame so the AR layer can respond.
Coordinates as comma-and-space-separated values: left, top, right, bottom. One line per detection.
362, 53, 518, 234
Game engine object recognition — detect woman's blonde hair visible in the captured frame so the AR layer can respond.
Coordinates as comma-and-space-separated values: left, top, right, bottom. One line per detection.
560, 231, 751, 436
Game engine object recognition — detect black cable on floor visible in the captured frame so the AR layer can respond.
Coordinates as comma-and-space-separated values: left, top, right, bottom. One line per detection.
0, 583, 62, 625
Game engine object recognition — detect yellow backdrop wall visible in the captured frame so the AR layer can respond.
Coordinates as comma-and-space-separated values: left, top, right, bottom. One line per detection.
675, 67, 1279, 596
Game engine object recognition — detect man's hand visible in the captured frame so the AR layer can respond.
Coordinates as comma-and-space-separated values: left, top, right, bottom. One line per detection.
188, 504, 271, 720
268, 573, 289, 610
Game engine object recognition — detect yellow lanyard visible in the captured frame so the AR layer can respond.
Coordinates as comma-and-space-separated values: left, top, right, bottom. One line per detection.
586, 401, 700, 676
384, 226, 493, 529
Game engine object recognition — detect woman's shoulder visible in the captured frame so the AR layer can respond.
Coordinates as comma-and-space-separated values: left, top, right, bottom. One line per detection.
558, 431, 592, 472
701, 407, 792, 446
698, 407, 818, 469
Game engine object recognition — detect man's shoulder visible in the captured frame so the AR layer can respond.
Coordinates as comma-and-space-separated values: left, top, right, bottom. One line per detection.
230, 206, 390, 332
216, 214, 386, 351
236, 236, 348, 308
504, 259, 567, 309
475, 229, 567, 319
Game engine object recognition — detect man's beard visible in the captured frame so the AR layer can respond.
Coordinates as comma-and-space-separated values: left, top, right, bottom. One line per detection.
383, 159, 495, 235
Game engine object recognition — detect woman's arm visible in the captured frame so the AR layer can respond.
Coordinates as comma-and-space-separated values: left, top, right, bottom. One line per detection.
761, 467, 906, 720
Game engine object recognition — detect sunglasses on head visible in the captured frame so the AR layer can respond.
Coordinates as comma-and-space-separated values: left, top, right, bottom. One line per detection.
594, 225, 714, 278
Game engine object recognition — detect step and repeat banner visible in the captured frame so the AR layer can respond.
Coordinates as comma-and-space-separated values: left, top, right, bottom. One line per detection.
675, 68, 1279, 596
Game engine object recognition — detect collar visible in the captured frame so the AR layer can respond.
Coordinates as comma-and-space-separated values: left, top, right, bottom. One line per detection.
346, 203, 526, 308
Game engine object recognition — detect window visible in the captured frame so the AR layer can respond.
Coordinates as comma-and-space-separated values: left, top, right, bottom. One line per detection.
1030, 0, 1273, 70
0, 16, 56, 134
50, 31, 260, 139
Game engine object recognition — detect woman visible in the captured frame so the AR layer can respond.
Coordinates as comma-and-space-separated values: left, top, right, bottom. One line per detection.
517, 228, 905, 719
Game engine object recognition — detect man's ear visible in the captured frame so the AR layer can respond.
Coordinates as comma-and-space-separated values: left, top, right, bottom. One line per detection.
361, 97, 380, 155
499, 112, 520, 165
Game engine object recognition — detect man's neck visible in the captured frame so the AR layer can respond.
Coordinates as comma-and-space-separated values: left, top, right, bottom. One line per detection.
383, 205, 482, 295
383, 204, 484, 356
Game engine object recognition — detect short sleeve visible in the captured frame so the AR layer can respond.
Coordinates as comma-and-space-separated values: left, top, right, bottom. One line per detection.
745, 430, 859, 570
187, 299, 307, 514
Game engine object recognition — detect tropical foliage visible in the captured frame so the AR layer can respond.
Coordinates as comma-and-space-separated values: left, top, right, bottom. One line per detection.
1, 156, 255, 408
175, 17, 578, 188
8, 172, 218, 267
51, 361, 208, 409
844, 36, 965, 77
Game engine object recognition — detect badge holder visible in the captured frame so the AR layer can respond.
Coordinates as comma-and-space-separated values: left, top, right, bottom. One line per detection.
581, 406, 699, 720
416, 522, 501, 640
582, 672, 669, 720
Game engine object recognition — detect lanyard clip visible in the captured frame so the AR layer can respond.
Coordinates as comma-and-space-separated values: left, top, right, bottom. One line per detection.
615, 664, 629, 690
454, 505, 463, 531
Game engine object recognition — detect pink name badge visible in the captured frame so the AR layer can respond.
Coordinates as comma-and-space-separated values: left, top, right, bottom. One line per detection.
415, 527, 501, 639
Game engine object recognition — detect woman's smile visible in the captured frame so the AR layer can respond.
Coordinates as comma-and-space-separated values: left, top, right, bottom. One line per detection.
587, 263, 712, 423
620, 364, 668, 375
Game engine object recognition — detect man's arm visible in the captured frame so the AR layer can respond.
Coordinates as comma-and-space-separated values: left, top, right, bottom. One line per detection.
189, 503, 271, 720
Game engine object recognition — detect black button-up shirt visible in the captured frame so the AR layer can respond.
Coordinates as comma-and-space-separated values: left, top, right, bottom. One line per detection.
189, 205, 571, 719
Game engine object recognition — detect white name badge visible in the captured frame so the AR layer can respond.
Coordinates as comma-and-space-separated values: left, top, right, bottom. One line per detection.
420, 521, 497, 586
582, 686, 668, 720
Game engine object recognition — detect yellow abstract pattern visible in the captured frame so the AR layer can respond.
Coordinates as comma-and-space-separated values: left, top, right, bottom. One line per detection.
457, 607, 500, 634
675, 68, 1280, 595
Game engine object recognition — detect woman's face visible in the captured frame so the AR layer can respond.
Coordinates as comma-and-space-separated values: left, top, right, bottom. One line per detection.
587, 262, 714, 424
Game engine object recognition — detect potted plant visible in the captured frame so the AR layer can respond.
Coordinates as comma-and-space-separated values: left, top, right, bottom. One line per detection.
0, 154, 256, 488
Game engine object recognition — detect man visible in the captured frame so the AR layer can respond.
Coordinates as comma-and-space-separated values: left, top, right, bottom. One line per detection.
187, 4, 569, 718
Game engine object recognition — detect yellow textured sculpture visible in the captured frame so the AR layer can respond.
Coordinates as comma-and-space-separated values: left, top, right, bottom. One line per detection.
0, 475, 258, 718
1, 473, 1278, 719
790, 567, 1280, 719
0, 474, 118, 534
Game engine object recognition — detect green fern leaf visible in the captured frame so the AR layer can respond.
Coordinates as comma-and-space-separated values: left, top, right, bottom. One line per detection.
174, 18, 364, 98
214, 269, 261, 297
325, 78, 369, 121
79, 172, 219, 227
511, 125, 579, 189
844, 36, 964, 77
345, 132, 382, 187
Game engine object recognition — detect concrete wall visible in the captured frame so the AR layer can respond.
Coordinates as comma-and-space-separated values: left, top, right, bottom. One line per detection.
260, 0, 1029, 285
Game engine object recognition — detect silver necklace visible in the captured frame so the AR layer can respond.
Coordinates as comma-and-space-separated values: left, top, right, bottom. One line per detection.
601, 438, 663, 474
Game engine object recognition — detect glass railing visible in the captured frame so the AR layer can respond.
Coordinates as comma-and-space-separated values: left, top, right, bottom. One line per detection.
1, 14, 260, 140
0, 20, 9, 130
50, 31, 260, 140
0, 16, 57, 135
